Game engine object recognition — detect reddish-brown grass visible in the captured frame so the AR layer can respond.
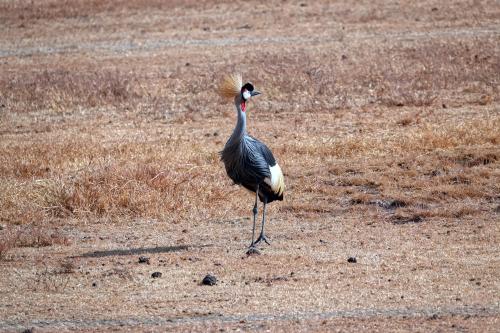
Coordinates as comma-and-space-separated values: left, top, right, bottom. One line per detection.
0, 0, 499, 331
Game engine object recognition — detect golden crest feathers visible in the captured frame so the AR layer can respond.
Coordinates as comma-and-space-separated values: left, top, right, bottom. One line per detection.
218, 73, 242, 99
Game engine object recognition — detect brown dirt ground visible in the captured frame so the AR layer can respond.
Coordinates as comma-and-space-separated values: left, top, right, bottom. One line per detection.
0, 0, 499, 332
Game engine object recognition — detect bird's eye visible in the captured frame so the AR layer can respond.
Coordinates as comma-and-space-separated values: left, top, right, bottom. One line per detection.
241, 82, 254, 92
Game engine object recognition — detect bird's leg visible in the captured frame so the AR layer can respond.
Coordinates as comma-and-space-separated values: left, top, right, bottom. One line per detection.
249, 185, 259, 248
254, 198, 270, 245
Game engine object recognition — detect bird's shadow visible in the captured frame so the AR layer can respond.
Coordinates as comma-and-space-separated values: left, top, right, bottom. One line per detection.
75, 244, 210, 258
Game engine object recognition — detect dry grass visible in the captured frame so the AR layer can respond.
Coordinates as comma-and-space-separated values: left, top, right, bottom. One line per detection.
0, 224, 69, 259
0, 0, 499, 331
0, 69, 143, 113
2, 39, 497, 114
1, 115, 497, 224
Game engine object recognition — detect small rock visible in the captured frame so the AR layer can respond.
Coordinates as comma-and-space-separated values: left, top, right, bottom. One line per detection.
138, 256, 150, 264
341, 54, 348, 60
319, 239, 327, 244
246, 247, 261, 256
347, 257, 357, 263
92, 282, 97, 287
202, 274, 217, 286
21, 328, 35, 333
151, 272, 162, 278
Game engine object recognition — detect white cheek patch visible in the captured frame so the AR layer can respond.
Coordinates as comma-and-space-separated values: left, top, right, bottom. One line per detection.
242, 90, 251, 100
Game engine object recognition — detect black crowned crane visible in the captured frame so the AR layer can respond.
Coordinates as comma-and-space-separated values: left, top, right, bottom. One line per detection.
218, 73, 285, 250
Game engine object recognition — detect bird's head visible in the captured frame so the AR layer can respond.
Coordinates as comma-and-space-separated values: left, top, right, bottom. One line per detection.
218, 74, 261, 112
240, 82, 261, 102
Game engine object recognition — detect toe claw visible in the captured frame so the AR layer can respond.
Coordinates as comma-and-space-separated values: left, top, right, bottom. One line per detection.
254, 234, 270, 246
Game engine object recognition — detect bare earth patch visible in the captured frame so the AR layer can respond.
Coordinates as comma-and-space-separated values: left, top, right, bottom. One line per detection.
0, 0, 499, 331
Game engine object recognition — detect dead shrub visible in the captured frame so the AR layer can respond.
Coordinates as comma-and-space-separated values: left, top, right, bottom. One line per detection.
0, 225, 69, 259
30, 262, 71, 292
30, 179, 75, 218
59, 259, 77, 274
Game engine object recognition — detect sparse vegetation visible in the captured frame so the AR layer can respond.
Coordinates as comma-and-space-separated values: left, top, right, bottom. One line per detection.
0, 0, 499, 331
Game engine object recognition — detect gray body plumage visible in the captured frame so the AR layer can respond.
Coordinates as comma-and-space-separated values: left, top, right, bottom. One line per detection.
221, 95, 282, 203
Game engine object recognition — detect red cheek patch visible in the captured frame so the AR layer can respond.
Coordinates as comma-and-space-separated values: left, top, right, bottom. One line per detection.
241, 101, 246, 112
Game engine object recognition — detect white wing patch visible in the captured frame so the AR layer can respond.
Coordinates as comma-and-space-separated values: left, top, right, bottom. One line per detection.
265, 164, 285, 196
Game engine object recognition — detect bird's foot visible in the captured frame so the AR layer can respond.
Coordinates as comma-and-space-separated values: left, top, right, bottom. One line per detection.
253, 233, 270, 246
246, 246, 261, 256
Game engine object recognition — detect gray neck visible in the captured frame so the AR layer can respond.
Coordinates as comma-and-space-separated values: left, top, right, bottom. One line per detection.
226, 96, 246, 147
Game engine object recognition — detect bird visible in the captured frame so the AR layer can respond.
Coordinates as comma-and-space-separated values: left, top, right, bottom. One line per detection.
218, 73, 285, 250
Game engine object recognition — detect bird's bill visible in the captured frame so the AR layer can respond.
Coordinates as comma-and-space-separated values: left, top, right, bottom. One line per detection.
250, 90, 261, 97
